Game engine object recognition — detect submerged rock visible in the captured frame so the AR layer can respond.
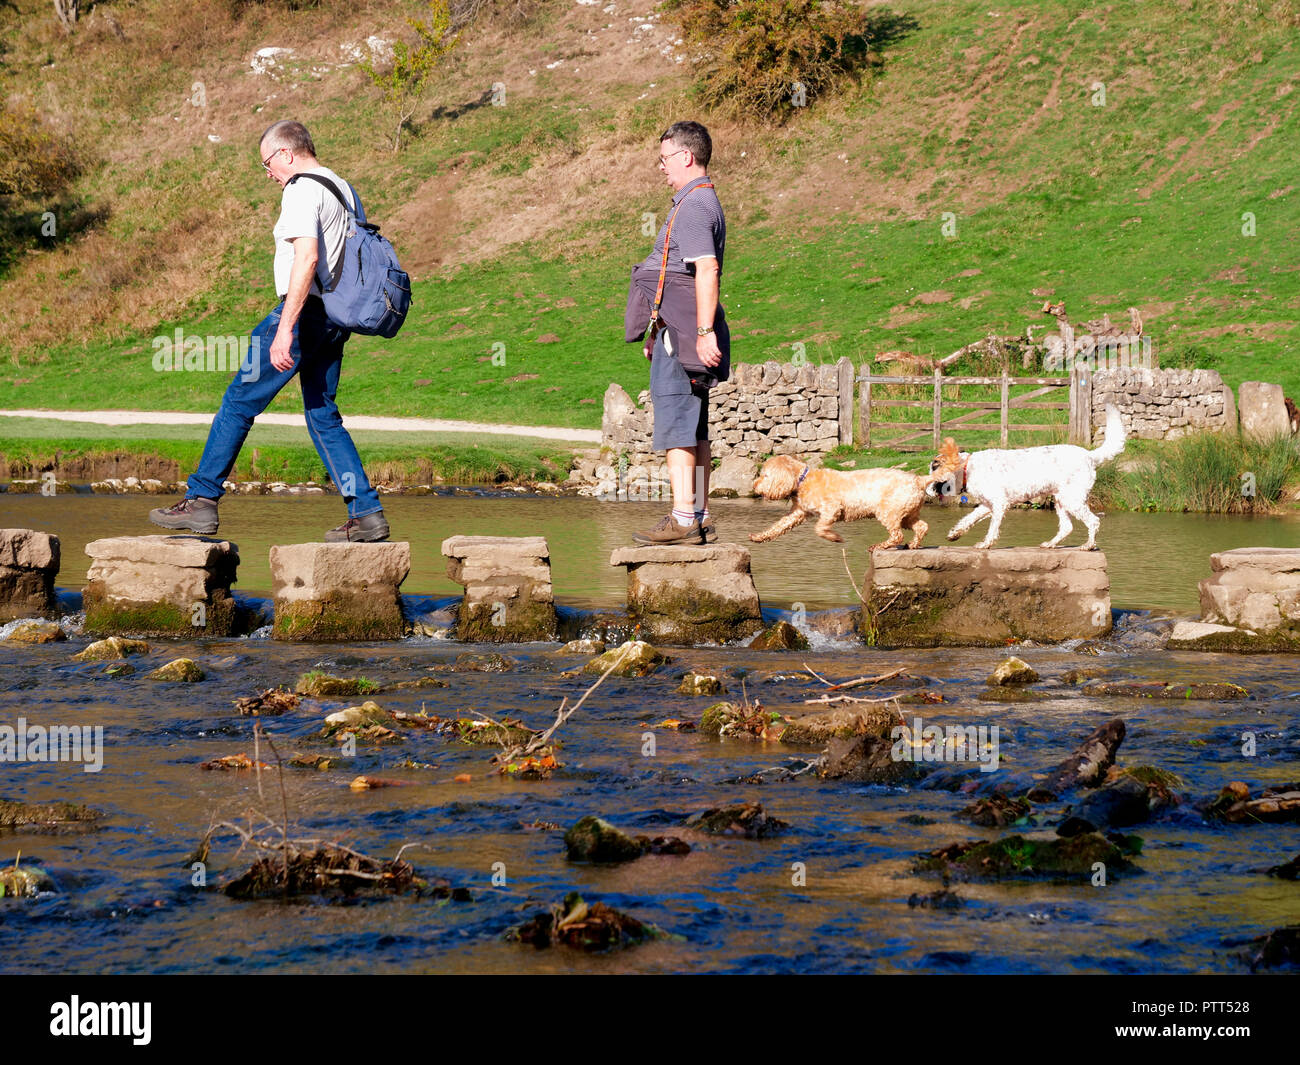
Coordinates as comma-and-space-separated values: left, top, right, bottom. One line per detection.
1203, 782, 1300, 824
1245, 926, 1300, 970
73, 636, 150, 661
1268, 854, 1300, 880
976, 687, 1045, 703
779, 704, 896, 745
820, 732, 924, 785
295, 672, 382, 697
509, 892, 661, 951
389, 676, 449, 691
452, 652, 518, 673
453, 717, 535, 746
748, 620, 809, 651
582, 640, 666, 677
914, 832, 1134, 881
4, 621, 65, 645
564, 816, 646, 863
147, 658, 205, 682
0, 800, 102, 831
0, 863, 57, 897
684, 801, 787, 838
232, 688, 301, 716
959, 794, 1031, 827
559, 638, 605, 655
677, 671, 725, 696
987, 656, 1039, 686
1081, 680, 1248, 701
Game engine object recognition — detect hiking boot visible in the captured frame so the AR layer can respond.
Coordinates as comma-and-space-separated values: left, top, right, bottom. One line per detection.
632, 513, 706, 546
149, 497, 218, 535
325, 512, 390, 543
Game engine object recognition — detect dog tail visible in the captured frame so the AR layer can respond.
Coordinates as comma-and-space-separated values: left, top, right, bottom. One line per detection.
1089, 404, 1126, 465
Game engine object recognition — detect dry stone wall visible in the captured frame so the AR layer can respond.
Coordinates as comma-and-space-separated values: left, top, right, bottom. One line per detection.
603, 358, 854, 468
1089, 367, 1236, 442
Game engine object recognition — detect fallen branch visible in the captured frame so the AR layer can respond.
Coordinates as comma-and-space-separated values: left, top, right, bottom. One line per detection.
802, 664, 909, 691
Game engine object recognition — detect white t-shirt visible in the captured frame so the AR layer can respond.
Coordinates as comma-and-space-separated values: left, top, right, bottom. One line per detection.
272, 165, 357, 298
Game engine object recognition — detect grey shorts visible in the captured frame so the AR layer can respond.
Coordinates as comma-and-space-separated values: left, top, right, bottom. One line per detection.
650, 333, 709, 450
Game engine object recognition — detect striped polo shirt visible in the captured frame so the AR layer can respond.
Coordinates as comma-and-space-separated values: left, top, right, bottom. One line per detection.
639, 175, 726, 277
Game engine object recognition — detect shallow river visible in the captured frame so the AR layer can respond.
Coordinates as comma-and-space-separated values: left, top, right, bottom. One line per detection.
1, 494, 1298, 973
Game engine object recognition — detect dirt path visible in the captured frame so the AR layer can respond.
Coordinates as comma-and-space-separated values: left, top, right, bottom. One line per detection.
0, 409, 601, 443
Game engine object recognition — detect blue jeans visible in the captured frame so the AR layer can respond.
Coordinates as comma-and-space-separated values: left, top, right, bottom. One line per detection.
187, 299, 383, 518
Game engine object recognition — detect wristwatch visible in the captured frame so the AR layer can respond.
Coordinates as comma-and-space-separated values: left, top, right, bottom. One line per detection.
697, 326, 714, 336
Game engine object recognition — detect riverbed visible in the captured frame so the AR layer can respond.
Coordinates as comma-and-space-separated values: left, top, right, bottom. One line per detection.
1, 494, 1297, 974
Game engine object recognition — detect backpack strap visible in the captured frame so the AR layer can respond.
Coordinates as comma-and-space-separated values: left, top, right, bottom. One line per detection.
287, 172, 367, 224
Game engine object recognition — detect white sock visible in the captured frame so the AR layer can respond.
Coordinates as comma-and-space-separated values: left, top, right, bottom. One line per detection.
672, 508, 695, 525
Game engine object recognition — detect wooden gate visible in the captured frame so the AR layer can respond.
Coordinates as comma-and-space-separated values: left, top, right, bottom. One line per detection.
855, 364, 1086, 451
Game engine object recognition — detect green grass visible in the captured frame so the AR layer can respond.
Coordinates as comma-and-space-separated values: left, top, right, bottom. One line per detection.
0, 420, 575, 484
1, 0, 1298, 438
1092, 432, 1300, 513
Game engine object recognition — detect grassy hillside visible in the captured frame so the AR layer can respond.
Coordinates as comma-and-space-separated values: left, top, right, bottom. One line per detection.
1, 0, 1297, 431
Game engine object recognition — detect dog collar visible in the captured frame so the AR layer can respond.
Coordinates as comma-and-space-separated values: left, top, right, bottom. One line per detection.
797, 464, 810, 488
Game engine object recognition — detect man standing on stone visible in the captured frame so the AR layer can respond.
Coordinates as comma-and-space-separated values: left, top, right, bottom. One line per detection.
625, 120, 729, 545
150, 120, 389, 542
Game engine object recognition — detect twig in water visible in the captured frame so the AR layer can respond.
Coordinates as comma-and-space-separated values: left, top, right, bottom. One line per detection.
801, 664, 908, 690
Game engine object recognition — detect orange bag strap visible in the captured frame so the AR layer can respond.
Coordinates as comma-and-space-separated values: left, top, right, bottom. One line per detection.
649, 181, 714, 332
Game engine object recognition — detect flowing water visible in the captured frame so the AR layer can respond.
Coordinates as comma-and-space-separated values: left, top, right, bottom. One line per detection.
1, 493, 1298, 973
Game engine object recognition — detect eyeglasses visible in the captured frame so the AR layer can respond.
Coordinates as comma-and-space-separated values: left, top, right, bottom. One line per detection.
261, 147, 286, 173
658, 148, 688, 167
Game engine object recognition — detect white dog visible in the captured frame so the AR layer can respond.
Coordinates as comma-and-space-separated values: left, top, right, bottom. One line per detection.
927, 405, 1126, 550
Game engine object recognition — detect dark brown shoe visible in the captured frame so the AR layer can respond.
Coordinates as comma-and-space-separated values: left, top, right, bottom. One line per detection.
149, 497, 218, 535
632, 513, 706, 546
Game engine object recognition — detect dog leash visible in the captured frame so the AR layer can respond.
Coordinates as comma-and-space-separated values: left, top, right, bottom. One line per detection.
797, 464, 810, 488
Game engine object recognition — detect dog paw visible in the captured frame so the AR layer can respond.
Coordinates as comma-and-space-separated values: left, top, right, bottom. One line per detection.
1039, 541, 1058, 549
748, 534, 763, 543
946, 532, 961, 542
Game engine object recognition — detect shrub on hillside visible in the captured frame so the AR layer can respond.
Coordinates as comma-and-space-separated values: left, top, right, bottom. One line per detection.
0, 103, 79, 198
663, 0, 917, 120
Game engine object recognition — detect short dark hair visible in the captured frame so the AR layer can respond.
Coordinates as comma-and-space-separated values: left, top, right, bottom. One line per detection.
660, 121, 711, 168
259, 120, 316, 157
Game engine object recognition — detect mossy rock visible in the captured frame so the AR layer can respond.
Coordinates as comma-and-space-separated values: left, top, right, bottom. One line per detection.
0, 800, 102, 831
102, 662, 135, 678
273, 592, 404, 641
913, 832, 1133, 881
976, 687, 1046, 703
1061, 667, 1109, 685
0, 864, 56, 897
582, 640, 667, 677
1081, 680, 1249, 701
147, 657, 206, 682
73, 636, 151, 661
628, 584, 763, 646
295, 672, 382, 698
677, 671, 725, 696
4, 621, 65, 645
959, 795, 1031, 827
564, 816, 647, 863
1168, 628, 1300, 655
748, 621, 809, 651
456, 599, 557, 644
83, 584, 240, 638
389, 676, 449, 691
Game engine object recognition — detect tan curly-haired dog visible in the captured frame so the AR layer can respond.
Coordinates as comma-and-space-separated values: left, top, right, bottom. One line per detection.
749, 455, 947, 549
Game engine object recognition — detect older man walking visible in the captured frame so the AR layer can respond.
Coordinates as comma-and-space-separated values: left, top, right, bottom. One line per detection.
625, 120, 730, 545
149, 120, 389, 542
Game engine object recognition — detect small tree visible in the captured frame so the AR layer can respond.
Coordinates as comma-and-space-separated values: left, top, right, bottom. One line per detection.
664, 0, 916, 121
0, 103, 79, 197
361, 0, 457, 152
